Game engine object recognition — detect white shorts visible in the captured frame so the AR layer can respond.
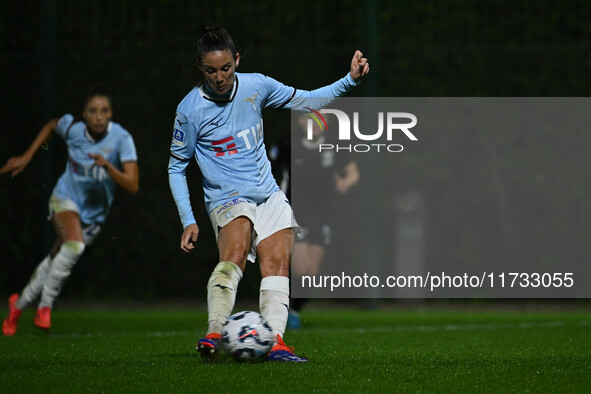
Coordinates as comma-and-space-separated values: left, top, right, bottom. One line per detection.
48, 194, 103, 246
209, 190, 300, 262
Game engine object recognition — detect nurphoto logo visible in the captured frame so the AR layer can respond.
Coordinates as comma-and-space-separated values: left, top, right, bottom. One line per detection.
304, 107, 418, 153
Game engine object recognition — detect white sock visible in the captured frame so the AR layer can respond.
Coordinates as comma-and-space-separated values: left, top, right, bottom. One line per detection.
39, 241, 85, 309
206, 261, 243, 334
259, 276, 290, 339
15, 254, 51, 310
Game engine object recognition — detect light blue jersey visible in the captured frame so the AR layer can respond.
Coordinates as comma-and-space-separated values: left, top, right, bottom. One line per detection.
168, 72, 358, 228
52, 114, 138, 224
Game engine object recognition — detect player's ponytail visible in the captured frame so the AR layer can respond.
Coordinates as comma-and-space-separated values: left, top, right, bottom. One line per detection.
196, 24, 237, 64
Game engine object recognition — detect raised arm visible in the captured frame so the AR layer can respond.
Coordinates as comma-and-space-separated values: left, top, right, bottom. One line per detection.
0, 118, 59, 177
283, 50, 370, 111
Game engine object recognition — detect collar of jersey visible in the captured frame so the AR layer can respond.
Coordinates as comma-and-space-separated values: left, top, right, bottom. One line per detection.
301, 135, 326, 149
85, 121, 111, 143
200, 75, 239, 103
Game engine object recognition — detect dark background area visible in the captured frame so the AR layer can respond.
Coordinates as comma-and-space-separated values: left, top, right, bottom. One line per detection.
1, 0, 591, 302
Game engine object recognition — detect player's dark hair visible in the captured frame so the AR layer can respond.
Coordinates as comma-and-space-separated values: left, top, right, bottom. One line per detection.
83, 87, 112, 111
73, 87, 113, 138
196, 24, 237, 64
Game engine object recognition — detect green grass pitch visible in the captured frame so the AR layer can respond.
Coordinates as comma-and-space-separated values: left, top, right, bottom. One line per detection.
1, 307, 590, 392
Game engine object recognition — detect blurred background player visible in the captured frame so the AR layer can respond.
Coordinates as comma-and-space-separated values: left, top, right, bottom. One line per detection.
168, 25, 368, 362
1, 88, 139, 336
269, 113, 360, 329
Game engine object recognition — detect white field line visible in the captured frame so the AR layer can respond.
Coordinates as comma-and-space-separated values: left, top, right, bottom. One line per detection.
306, 320, 591, 334
36, 330, 194, 338
20, 320, 591, 338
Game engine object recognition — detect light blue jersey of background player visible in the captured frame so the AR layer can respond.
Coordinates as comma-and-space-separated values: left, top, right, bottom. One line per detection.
53, 113, 138, 224
168, 71, 358, 228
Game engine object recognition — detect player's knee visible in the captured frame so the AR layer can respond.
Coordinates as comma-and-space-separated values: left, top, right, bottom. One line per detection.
51, 240, 85, 277
61, 240, 85, 267
220, 242, 249, 266
63, 240, 85, 255
208, 261, 243, 287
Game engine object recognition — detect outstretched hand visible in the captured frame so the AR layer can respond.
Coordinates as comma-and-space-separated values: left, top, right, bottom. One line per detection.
350, 50, 370, 82
0, 154, 31, 178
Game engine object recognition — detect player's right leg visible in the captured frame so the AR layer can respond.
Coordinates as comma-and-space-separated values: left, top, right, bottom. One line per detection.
256, 229, 308, 362
197, 217, 249, 360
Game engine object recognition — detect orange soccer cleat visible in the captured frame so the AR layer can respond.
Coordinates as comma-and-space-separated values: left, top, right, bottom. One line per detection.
196, 332, 222, 360
2, 294, 22, 336
34, 307, 52, 330
267, 334, 308, 362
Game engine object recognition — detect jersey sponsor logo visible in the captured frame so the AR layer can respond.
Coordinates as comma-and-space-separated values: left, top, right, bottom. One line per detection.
69, 157, 108, 180
236, 122, 263, 150
173, 128, 185, 146
212, 136, 238, 156
214, 198, 248, 216
212, 122, 263, 157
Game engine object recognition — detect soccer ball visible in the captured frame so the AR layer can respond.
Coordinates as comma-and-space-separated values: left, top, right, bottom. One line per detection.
221, 311, 275, 361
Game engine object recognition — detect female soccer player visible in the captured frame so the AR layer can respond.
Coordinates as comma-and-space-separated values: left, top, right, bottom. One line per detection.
168, 25, 368, 362
1, 88, 139, 336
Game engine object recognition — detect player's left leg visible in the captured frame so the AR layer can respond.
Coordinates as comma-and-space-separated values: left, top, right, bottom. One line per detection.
4, 249, 55, 335
36, 210, 85, 329
14, 237, 63, 312
257, 229, 307, 362
2, 294, 21, 336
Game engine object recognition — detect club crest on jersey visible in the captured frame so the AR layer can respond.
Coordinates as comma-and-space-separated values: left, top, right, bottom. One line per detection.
243, 93, 258, 111
173, 128, 185, 146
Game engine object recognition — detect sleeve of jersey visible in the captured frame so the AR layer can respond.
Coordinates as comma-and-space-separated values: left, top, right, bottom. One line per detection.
168, 155, 196, 229
119, 133, 138, 163
54, 114, 74, 139
169, 112, 196, 161
168, 111, 197, 228
264, 73, 359, 111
